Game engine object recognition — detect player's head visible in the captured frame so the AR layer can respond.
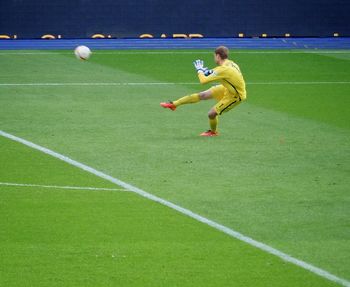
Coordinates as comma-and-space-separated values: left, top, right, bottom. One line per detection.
214, 46, 229, 64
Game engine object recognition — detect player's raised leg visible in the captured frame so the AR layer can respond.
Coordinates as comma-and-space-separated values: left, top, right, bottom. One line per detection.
160, 89, 213, 111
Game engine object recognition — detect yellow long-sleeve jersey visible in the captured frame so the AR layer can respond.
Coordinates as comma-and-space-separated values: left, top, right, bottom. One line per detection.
198, 59, 246, 99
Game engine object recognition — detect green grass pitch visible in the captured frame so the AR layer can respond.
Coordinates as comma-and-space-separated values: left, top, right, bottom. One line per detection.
0, 49, 349, 286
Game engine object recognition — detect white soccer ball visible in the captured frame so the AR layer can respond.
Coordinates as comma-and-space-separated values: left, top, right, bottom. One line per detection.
74, 45, 91, 60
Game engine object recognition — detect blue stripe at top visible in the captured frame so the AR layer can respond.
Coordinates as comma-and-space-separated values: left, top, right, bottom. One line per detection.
0, 38, 350, 50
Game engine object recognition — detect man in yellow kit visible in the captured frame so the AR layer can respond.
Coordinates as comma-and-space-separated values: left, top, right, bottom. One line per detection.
160, 46, 246, 136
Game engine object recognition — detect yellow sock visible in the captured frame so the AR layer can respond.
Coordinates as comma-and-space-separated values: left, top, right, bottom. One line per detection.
209, 116, 218, 132
173, 93, 200, 107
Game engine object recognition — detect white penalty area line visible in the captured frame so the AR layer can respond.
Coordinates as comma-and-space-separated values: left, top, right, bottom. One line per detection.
0, 129, 349, 287
0, 182, 126, 192
0, 81, 350, 87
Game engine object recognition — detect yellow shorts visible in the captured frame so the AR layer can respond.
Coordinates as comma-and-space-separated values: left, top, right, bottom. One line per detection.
210, 85, 243, 115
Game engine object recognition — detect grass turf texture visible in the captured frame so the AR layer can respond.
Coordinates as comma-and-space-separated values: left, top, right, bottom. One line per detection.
0, 136, 338, 287
0, 49, 349, 286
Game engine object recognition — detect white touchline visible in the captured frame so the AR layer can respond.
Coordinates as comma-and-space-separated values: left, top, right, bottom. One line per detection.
0, 182, 126, 191
0, 82, 187, 86
0, 81, 350, 86
0, 129, 349, 287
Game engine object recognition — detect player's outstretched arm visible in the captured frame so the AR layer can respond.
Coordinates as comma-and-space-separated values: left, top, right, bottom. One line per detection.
193, 59, 216, 84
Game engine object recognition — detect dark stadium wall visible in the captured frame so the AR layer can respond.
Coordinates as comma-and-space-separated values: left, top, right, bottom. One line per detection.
0, 0, 349, 39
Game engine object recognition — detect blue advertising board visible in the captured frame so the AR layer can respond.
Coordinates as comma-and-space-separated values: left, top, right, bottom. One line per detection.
0, 0, 349, 39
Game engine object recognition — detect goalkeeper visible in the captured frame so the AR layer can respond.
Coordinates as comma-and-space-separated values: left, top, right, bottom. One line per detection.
160, 46, 246, 136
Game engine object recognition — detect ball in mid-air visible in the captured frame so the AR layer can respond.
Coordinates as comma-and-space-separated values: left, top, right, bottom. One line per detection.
74, 45, 91, 60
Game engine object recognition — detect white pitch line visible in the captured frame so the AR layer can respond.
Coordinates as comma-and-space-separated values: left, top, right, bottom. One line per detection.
0, 81, 349, 87
0, 82, 188, 86
248, 81, 350, 85
0, 129, 349, 287
0, 182, 126, 191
